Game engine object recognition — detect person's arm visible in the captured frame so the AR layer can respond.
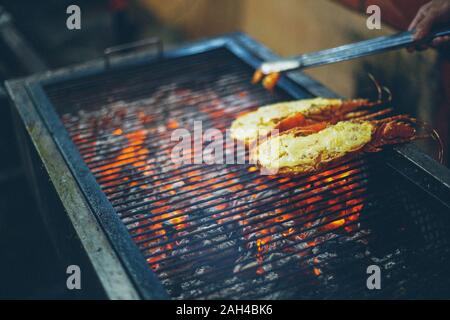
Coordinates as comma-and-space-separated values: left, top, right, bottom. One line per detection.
408, 0, 450, 49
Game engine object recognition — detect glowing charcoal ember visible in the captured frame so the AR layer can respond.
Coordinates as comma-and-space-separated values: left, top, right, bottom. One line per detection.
313, 267, 322, 276
62, 73, 370, 299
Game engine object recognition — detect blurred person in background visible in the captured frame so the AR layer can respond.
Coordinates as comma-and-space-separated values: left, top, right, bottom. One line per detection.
408, 0, 450, 49
408, 0, 450, 164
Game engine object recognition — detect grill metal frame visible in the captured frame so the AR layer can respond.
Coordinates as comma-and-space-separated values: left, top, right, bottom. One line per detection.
6, 32, 450, 299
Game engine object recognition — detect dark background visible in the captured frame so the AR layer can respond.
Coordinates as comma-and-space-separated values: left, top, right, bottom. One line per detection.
0, 0, 179, 299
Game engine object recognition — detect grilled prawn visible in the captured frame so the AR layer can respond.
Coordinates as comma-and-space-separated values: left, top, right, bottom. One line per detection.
232, 75, 391, 144
231, 96, 391, 144
252, 70, 281, 91
252, 116, 442, 175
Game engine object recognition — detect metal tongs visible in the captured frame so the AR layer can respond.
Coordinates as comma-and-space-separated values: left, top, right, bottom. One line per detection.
254, 27, 450, 89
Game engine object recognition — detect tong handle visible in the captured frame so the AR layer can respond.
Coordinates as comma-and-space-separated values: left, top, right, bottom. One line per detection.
295, 26, 450, 69
104, 37, 163, 68
261, 26, 450, 74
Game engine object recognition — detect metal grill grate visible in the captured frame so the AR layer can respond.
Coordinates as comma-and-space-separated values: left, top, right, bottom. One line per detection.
44, 47, 450, 299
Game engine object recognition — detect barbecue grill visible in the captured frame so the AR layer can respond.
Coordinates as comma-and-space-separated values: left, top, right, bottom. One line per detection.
6, 32, 450, 300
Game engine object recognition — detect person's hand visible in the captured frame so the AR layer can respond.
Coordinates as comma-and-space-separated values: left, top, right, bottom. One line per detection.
408, 0, 450, 50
